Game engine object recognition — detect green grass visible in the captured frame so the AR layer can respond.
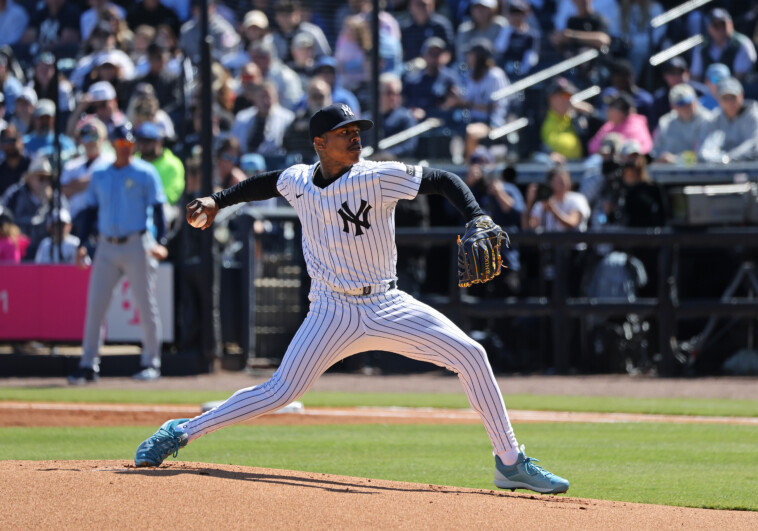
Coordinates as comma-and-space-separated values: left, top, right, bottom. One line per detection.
1, 387, 757, 418
1, 422, 756, 510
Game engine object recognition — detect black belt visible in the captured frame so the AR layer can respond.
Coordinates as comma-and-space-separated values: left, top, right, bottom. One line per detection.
104, 230, 146, 244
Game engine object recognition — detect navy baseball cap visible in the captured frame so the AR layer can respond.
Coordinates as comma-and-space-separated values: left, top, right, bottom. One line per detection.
110, 122, 135, 143
309, 104, 373, 142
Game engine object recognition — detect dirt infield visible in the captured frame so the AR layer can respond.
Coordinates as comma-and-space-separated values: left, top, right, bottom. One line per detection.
2, 460, 756, 530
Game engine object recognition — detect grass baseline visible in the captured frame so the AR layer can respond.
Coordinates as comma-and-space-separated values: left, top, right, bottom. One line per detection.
0, 422, 756, 511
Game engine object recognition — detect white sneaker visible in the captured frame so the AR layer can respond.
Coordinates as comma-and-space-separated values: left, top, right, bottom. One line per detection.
133, 367, 161, 381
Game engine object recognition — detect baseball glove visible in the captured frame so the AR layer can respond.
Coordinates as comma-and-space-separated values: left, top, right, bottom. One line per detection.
457, 215, 509, 288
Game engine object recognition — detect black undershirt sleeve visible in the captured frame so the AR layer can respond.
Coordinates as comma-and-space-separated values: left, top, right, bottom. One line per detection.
77, 205, 98, 246
418, 167, 484, 221
211, 170, 284, 208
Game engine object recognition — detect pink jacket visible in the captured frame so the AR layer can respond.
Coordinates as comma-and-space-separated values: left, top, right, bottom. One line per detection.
588, 113, 653, 155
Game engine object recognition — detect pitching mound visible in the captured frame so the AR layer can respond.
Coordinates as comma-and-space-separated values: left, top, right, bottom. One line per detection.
2, 461, 755, 530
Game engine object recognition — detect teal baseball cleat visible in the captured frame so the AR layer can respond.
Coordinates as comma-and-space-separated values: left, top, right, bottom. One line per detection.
494, 447, 570, 494
134, 419, 190, 467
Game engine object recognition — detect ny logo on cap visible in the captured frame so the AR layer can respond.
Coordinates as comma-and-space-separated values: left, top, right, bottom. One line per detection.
340, 104, 354, 117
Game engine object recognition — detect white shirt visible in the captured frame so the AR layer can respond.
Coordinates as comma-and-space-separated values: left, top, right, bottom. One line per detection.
531, 191, 591, 232
60, 153, 115, 218
276, 160, 422, 294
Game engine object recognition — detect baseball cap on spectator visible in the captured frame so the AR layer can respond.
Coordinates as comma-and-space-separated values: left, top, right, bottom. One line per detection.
605, 91, 635, 113
28, 154, 52, 175
469, 146, 494, 165
313, 55, 338, 73
292, 32, 315, 49
243, 10, 269, 30
240, 153, 267, 176
109, 121, 135, 142
309, 103, 373, 142
466, 37, 494, 58
471, 0, 497, 8
421, 37, 447, 55
709, 8, 732, 23
147, 42, 167, 57
547, 77, 577, 96
718, 77, 743, 97
47, 208, 72, 226
18, 86, 38, 106
135, 122, 163, 140
669, 83, 696, 106
35, 51, 55, 66
88, 81, 116, 102
33, 99, 56, 117
609, 59, 634, 78
706, 63, 730, 85
662, 56, 688, 73
96, 50, 120, 68
509, 0, 531, 12
620, 139, 642, 157
599, 132, 624, 156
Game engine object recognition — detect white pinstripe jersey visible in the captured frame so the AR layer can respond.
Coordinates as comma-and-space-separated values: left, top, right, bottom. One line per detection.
276, 160, 423, 293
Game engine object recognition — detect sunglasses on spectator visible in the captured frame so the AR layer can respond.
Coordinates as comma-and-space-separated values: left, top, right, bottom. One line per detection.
2, 136, 17, 144
219, 153, 239, 164
80, 131, 99, 143
113, 138, 134, 148
94, 101, 109, 109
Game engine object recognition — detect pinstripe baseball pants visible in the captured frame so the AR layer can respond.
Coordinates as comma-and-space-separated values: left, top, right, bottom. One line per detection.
184, 289, 518, 457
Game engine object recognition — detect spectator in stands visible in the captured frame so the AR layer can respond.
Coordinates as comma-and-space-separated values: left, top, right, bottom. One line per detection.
289, 32, 317, 87
0, 91, 6, 133
70, 21, 136, 91
0, 0, 29, 47
231, 81, 295, 157
132, 43, 183, 122
700, 62, 731, 111
222, 10, 270, 73
368, 73, 418, 158
249, 39, 303, 111
135, 122, 184, 206
650, 56, 707, 130
618, 0, 665, 77
0, 206, 27, 262
550, 0, 612, 57
691, 8, 757, 82
127, 84, 176, 141
540, 77, 595, 163
80, 0, 125, 41
651, 84, 712, 164
601, 60, 654, 127
618, 139, 666, 227
9, 87, 35, 135
34, 208, 80, 264
580, 132, 624, 227
494, 0, 541, 78
23, 99, 77, 161
68, 81, 127, 139
1, 154, 67, 260
589, 92, 653, 155
30, 52, 75, 123
180, 0, 240, 63
0, 124, 29, 197
22, 0, 81, 53
272, 0, 331, 64
127, 0, 180, 38
400, 0, 455, 62
553, 0, 621, 39
403, 37, 461, 123
283, 77, 332, 163
334, 15, 371, 94
698, 77, 758, 163
523, 164, 590, 232
214, 136, 247, 190
61, 118, 113, 236
84, 52, 134, 108
310, 55, 361, 115
232, 63, 262, 114
455, 0, 508, 66
0, 54, 22, 116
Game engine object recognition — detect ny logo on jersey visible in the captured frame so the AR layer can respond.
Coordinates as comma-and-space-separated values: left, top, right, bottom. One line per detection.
338, 199, 372, 236
340, 104, 355, 117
